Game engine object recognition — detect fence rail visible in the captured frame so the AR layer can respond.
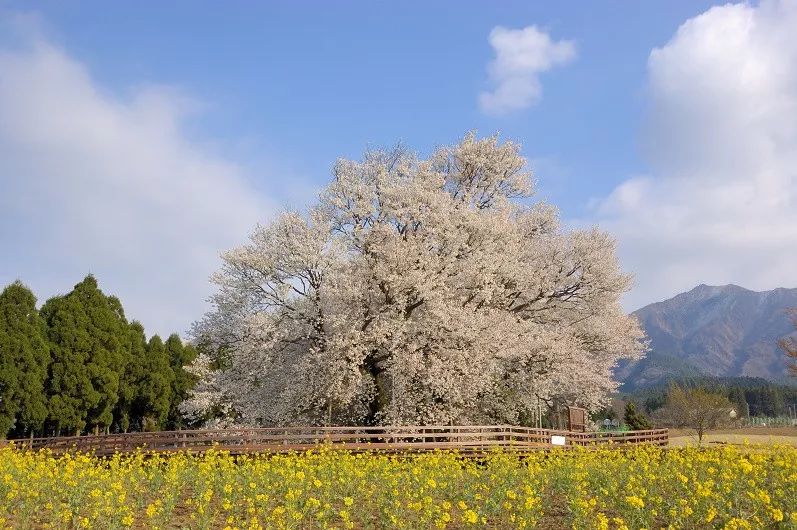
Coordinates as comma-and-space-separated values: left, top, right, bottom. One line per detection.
10, 426, 669, 456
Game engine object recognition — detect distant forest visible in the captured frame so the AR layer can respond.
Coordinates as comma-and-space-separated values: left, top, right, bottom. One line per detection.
0, 275, 197, 438
625, 376, 797, 418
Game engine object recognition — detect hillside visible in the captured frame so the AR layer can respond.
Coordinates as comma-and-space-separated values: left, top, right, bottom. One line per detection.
619, 284, 797, 390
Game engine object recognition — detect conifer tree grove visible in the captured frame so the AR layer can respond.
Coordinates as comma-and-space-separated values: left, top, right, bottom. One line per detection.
0, 282, 50, 438
0, 276, 199, 437
41, 275, 129, 435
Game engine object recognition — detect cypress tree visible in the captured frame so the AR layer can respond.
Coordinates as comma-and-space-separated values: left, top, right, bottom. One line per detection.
114, 322, 149, 432
164, 334, 198, 429
727, 387, 748, 418
0, 282, 50, 438
42, 275, 128, 435
136, 335, 173, 431
623, 401, 652, 430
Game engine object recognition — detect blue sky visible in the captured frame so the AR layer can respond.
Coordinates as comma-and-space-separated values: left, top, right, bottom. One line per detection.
25, 1, 716, 212
2, 1, 797, 336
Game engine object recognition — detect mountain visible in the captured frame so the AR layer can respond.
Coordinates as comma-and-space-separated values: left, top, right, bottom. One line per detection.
618, 284, 797, 391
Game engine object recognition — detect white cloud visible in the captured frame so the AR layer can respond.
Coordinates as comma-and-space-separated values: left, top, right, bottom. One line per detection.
479, 26, 576, 115
592, 0, 797, 309
0, 23, 274, 336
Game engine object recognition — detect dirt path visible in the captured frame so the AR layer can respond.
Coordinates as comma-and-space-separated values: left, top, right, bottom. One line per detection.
669, 432, 797, 447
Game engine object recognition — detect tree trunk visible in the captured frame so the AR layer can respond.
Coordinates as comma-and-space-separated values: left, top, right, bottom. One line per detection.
363, 355, 388, 426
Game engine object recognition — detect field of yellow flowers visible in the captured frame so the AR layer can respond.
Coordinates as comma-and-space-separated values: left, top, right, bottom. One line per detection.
0, 443, 795, 529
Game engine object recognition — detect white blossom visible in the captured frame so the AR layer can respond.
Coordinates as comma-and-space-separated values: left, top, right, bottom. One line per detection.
185, 133, 645, 426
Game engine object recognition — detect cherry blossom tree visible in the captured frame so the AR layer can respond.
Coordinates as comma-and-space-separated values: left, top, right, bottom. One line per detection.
184, 133, 645, 426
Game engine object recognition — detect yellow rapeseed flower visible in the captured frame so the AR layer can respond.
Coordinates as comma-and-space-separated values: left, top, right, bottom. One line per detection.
462, 509, 479, 524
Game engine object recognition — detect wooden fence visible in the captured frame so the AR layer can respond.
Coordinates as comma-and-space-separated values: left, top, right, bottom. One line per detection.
9, 426, 668, 457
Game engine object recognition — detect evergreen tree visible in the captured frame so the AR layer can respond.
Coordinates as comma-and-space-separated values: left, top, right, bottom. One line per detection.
42, 275, 128, 435
164, 334, 198, 429
0, 282, 50, 437
135, 336, 173, 430
114, 322, 149, 432
727, 387, 748, 418
766, 385, 786, 416
623, 401, 652, 430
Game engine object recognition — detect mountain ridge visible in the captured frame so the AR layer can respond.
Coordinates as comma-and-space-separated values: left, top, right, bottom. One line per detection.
619, 284, 797, 391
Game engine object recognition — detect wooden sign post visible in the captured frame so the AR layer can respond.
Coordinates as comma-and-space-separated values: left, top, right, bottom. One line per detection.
567, 406, 587, 432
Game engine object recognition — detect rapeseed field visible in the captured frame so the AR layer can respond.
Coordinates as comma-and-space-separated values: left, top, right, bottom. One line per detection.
0, 444, 794, 529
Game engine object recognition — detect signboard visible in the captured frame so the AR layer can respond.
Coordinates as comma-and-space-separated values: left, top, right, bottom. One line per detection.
551, 435, 566, 446
568, 406, 587, 432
